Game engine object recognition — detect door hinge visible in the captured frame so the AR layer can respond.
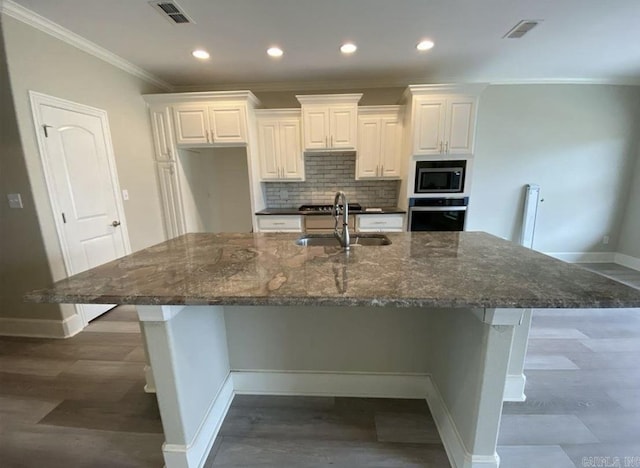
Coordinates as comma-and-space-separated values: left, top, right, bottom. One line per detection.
61, 212, 66, 223
42, 124, 53, 137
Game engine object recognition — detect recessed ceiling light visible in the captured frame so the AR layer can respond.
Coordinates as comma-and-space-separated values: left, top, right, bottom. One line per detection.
417, 40, 435, 51
192, 49, 210, 59
340, 43, 357, 54
267, 47, 284, 57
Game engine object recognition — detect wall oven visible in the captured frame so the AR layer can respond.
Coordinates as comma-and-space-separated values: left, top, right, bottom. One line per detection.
408, 197, 468, 231
414, 160, 466, 194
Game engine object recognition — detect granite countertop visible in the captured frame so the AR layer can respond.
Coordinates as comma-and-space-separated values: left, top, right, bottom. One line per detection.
256, 207, 406, 215
25, 232, 640, 309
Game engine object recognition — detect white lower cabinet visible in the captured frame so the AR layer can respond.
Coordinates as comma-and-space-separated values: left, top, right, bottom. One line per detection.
356, 214, 405, 232
256, 215, 303, 233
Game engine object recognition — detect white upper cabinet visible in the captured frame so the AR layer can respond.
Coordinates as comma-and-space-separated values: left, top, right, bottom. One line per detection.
404, 85, 485, 157
256, 110, 304, 181
412, 96, 476, 155
356, 106, 403, 180
297, 94, 362, 151
149, 105, 174, 161
173, 102, 247, 146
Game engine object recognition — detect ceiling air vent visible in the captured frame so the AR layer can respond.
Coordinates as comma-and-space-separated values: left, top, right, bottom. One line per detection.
150, 1, 195, 25
504, 20, 540, 39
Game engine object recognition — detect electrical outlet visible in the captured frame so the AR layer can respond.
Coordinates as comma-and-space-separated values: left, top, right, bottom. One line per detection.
122, 189, 129, 201
7, 193, 23, 209
603, 235, 610, 245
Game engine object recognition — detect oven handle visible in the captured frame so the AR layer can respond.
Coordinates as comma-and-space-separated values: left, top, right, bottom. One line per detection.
409, 206, 467, 212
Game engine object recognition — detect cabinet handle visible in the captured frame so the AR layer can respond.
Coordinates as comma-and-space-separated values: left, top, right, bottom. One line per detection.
439, 141, 443, 153
325, 136, 328, 147
331, 135, 333, 147
376, 165, 379, 176
273, 222, 285, 225
206, 130, 210, 143
445, 141, 449, 153
381, 165, 384, 175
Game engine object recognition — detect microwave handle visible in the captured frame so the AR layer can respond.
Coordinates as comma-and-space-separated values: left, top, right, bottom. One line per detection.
409, 206, 467, 212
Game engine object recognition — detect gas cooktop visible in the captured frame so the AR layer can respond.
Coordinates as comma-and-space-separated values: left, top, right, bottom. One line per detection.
298, 203, 362, 213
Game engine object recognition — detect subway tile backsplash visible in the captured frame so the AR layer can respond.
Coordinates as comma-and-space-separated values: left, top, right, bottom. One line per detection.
264, 153, 400, 208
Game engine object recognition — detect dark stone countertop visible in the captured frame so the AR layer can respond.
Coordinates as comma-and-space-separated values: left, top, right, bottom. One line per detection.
256, 207, 406, 215
24, 232, 640, 309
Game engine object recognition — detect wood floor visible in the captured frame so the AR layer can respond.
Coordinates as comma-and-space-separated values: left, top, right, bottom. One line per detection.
1, 262, 639, 467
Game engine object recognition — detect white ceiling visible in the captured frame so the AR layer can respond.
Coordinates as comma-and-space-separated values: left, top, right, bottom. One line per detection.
6, 0, 640, 91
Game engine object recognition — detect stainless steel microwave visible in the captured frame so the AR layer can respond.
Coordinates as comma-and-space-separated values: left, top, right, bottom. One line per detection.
414, 160, 466, 194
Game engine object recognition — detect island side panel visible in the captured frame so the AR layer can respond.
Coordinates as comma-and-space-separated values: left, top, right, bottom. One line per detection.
138, 305, 233, 468
224, 306, 432, 374
424, 308, 519, 468
504, 308, 532, 402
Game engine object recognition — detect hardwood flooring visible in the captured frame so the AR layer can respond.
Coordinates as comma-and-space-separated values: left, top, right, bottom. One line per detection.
0, 263, 638, 467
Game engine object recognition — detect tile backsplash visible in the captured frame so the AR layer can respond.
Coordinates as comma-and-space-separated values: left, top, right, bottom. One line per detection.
264, 153, 400, 208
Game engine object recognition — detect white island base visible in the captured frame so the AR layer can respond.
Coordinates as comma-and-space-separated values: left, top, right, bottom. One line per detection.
137, 305, 531, 468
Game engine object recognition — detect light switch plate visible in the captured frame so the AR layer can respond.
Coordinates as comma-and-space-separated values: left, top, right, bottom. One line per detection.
122, 189, 129, 200
7, 193, 23, 209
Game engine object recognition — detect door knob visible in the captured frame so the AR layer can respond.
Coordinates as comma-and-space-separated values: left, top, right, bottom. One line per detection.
112, 221, 121, 227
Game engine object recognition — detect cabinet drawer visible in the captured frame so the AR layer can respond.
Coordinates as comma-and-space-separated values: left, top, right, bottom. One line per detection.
257, 216, 302, 232
357, 214, 404, 232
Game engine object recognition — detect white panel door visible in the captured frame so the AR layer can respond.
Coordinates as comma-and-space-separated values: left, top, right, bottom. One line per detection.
446, 98, 476, 154
280, 119, 303, 180
156, 162, 184, 239
257, 119, 280, 180
303, 107, 329, 150
173, 105, 209, 145
329, 106, 356, 149
357, 117, 380, 178
380, 117, 402, 178
209, 105, 247, 144
150, 106, 174, 161
413, 99, 445, 155
34, 95, 129, 323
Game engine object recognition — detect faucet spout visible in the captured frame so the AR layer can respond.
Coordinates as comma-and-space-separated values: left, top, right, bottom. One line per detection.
332, 191, 350, 250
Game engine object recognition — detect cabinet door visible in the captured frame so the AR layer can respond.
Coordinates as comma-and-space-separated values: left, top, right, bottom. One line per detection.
413, 99, 445, 155
380, 117, 402, 178
173, 105, 209, 145
150, 107, 174, 161
257, 119, 280, 180
357, 214, 405, 232
329, 106, 356, 149
280, 119, 304, 180
209, 105, 247, 144
303, 107, 329, 150
445, 98, 476, 154
356, 117, 381, 178
156, 162, 184, 239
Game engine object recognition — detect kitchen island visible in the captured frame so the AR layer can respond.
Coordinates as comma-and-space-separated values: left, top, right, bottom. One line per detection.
26, 232, 640, 468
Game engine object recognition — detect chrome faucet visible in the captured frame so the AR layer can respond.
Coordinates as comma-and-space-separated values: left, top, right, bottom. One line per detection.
332, 191, 350, 250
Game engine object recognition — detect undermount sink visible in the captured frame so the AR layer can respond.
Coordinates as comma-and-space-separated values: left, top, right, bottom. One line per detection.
295, 233, 392, 247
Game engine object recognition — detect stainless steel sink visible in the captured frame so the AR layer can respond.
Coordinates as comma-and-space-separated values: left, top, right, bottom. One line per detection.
295, 233, 391, 247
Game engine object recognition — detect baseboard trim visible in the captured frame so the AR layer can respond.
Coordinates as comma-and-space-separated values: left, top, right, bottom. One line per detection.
425, 378, 499, 468
231, 370, 430, 399
614, 253, 640, 271
503, 373, 527, 402
0, 313, 84, 338
544, 251, 615, 263
162, 373, 234, 468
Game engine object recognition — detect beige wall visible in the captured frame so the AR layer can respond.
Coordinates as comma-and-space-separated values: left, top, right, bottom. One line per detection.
1, 15, 165, 322
177, 147, 253, 233
0, 18, 60, 321
467, 84, 640, 255
618, 144, 640, 258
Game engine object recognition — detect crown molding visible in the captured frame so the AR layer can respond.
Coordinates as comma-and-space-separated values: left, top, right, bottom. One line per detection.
142, 90, 260, 106
488, 77, 640, 86
172, 78, 417, 93
1, 0, 173, 91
